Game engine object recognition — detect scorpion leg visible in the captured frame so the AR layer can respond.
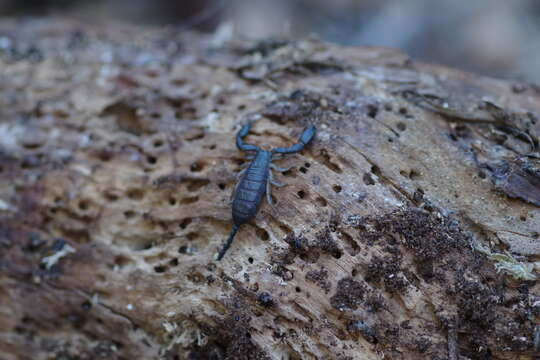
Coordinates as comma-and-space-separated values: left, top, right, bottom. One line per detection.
229, 181, 241, 204
229, 169, 246, 204
238, 158, 254, 168
266, 178, 274, 205
236, 168, 247, 179
270, 163, 291, 172
269, 170, 285, 187
229, 183, 238, 204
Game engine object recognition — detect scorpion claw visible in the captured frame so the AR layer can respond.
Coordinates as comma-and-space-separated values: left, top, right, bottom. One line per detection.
271, 124, 317, 154
299, 125, 316, 146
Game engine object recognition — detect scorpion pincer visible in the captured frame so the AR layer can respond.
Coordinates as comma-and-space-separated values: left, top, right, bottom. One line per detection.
216, 123, 316, 260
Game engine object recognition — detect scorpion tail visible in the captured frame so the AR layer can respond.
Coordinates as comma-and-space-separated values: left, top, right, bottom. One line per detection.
217, 224, 240, 261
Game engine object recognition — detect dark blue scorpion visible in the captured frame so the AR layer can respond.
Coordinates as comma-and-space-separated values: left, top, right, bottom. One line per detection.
217, 123, 316, 260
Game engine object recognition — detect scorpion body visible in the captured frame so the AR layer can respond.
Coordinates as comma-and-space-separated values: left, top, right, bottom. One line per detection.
217, 123, 316, 260
232, 150, 271, 225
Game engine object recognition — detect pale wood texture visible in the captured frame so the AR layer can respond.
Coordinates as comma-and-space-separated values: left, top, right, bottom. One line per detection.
0, 20, 539, 360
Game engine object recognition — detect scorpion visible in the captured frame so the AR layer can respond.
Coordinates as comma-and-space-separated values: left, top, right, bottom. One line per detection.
217, 123, 316, 260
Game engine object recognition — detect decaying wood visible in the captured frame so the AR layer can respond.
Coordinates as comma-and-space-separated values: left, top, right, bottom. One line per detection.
0, 19, 539, 360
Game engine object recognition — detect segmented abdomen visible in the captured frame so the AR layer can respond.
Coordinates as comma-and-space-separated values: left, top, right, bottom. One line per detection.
232, 159, 268, 225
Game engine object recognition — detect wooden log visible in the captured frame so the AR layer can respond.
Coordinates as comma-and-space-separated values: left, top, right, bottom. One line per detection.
0, 19, 539, 360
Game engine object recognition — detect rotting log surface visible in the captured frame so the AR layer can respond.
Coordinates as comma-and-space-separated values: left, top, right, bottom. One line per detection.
0, 19, 539, 360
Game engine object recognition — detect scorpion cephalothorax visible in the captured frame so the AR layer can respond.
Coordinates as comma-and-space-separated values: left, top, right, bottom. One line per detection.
217, 123, 316, 260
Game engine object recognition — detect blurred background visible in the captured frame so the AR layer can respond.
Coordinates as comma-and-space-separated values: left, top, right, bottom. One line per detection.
1, 0, 539, 82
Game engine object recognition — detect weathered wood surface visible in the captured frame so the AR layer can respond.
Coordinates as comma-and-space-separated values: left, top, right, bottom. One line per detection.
0, 19, 539, 360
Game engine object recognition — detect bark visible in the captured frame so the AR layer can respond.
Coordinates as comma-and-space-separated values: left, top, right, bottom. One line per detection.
0, 19, 539, 360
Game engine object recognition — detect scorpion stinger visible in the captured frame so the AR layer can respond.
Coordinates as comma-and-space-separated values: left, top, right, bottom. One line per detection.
216, 123, 316, 261
217, 224, 240, 261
